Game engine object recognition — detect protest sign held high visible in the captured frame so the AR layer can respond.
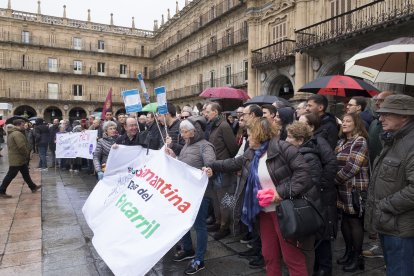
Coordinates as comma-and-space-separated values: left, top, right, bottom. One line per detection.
82, 145, 208, 276
56, 130, 97, 159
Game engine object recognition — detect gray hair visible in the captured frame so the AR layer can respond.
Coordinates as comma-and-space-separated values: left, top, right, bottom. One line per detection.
103, 121, 117, 133
179, 120, 195, 131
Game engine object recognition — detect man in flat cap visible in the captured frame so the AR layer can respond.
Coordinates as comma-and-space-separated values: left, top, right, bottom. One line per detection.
365, 94, 414, 276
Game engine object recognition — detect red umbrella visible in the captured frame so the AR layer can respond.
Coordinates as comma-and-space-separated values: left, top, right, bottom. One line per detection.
0, 119, 5, 126
200, 87, 250, 100
298, 75, 380, 98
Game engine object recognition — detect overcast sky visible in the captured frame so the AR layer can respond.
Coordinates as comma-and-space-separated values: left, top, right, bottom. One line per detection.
3, 0, 187, 30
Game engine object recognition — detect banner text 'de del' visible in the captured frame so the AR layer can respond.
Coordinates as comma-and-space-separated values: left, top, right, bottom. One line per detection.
82, 145, 208, 276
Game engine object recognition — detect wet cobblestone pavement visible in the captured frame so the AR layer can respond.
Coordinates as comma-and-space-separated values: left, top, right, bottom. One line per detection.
0, 151, 386, 275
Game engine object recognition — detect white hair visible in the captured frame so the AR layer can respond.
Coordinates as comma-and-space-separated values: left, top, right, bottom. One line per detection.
179, 120, 195, 131
103, 121, 117, 133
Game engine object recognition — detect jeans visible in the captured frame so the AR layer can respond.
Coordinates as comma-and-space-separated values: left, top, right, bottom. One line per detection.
0, 164, 37, 193
38, 144, 48, 168
182, 197, 210, 262
380, 234, 414, 276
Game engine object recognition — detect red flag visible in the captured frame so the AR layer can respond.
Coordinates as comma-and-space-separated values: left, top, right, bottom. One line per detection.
101, 88, 113, 120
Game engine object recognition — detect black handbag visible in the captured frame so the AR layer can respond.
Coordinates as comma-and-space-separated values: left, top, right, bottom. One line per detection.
276, 181, 325, 240
351, 187, 367, 217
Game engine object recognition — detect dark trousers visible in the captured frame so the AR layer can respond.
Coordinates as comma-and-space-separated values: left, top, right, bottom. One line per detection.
314, 239, 332, 272
0, 164, 37, 193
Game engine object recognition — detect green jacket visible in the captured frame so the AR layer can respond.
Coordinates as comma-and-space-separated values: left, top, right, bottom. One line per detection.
364, 121, 414, 238
7, 127, 30, 166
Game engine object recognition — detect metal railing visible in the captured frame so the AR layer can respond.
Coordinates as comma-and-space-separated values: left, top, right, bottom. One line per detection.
295, 0, 414, 51
251, 39, 296, 68
1, 9, 153, 37
0, 31, 151, 57
151, 0, 244, 57
165, 71, 247, 101
0, 88, 125, 103
150, 27, 248, 79
0, 59, 148, 79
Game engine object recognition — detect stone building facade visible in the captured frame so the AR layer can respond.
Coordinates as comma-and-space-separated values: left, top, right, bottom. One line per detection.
0, 0, 413, 121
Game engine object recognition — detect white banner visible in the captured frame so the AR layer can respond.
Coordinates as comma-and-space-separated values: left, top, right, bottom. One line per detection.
56, 130, 97, 159
82, 146, 208, 276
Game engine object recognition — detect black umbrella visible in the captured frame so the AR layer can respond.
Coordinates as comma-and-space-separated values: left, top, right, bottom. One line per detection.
5, 116, 29, 125
243, 95, 291, 107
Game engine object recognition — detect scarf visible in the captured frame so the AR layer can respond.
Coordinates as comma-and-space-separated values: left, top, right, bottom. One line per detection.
241, 140, 269, 232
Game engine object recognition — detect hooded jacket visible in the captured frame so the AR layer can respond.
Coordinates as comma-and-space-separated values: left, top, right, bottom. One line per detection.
315, 112, 339, 150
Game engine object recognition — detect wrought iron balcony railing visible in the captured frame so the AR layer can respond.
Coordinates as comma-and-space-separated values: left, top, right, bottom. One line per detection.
150, 0, 244, 57
0, 31, 151, 57
0, 59, 149, 80
165, 71, 247, 101
0, 89, 125, 103
150, 28, 248, 80
252, 39, 296, 68
295, 0, 414, 51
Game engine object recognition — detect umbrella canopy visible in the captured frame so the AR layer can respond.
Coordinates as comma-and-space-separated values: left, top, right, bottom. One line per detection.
243, 95, 291, 107
298, 75, 379, 98
345, 37, 414, 87
199, 87, 250, 100
28, 116, 41, 124
142, 102, 158, 113
5, 116, 29, 125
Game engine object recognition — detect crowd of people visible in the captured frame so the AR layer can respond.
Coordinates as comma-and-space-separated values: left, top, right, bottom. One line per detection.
0, 91, 413, 276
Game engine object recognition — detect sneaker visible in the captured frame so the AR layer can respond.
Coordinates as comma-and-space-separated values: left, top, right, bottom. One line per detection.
249, 255, 265, 269
240, 232, 253, 244
42, 168, 48, 171
213, 228, 230, 240
185, 259, 205, 275
31, 185, 42, 193
362, 245, 383, 258
74, 169, 79, 173
173, 250, 195, 262
69, 169, 74, 172
35, 168, 43, 171
246, 242, 253, 249
0, 193, 12, 198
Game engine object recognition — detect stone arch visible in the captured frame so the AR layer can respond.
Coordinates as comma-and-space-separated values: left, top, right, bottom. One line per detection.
263, 69, 294, 99
44, 106, 63, 123
13, 105, 37, 117
317, 60, 345, 78
68, 107, 87, 123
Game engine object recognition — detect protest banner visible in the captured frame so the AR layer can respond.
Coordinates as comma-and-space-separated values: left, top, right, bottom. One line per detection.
122, 89, 142, 113
155, 86, 167, 115
82, 146, 208, 276
56, 130, 98, 159
137, 73, 150, 104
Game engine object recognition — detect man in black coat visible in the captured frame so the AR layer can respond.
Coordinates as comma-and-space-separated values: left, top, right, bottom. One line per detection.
49, 119, 60, 167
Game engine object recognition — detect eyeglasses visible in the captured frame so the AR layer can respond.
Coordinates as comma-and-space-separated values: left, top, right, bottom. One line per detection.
181, 116, 189, 119
375, 98, 385, 103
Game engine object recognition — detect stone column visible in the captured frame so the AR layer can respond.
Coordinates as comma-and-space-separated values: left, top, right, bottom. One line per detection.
247, 17, 260, 97
294, 0, 309, 93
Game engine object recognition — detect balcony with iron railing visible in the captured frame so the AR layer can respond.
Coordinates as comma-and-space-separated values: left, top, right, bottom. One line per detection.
251, 39, 296, 68
0, 8, 153, 38
0, 59, 149, 80
150, 0, 245, 57
150, 28, 248, 80
295, 0, 414, 51
165, 71, 247, 101
0, 88, 125, 103
0, 31, 151, 57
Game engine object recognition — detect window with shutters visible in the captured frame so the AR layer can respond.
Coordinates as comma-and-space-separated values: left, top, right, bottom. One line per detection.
73, 37, 82, 50
243, 60, 248, 81
48, 58, 58, 72
225, 65, 232, 85
0, 52, 4, 68
21, 80, 30, 96
49, 33, 56, 46
330, 0, 352, 33
98, 85, 105, 98
21, 31, 30, 43
73, 84, 83, 97
210, 70, 215, 87
270, 21, 287, 54
48, 83, 59, 100
22, 54, 30, 69
120, 64, 127, 76
73, 60, 82, 73
98, 40, 105, 51
97, 62, 105, 75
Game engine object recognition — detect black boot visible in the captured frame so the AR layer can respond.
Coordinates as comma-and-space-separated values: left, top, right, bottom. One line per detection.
337, 248, 353, 265
343, 254, 364, 272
